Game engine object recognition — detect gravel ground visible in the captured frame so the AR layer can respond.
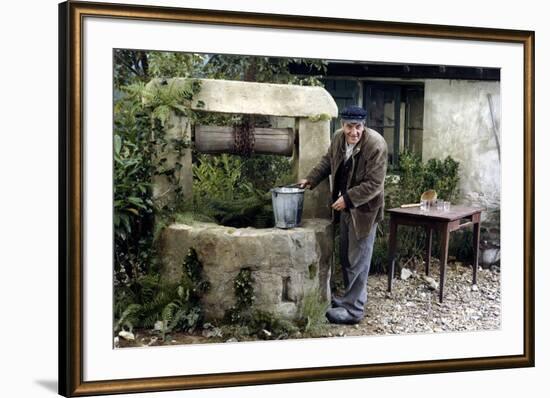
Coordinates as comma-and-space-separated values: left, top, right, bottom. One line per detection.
117, 261, 501, 348
324, 260, 501, 338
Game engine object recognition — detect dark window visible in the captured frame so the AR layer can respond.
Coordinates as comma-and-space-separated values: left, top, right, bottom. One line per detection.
404, 86, 425, 158
364, 82, 424, 167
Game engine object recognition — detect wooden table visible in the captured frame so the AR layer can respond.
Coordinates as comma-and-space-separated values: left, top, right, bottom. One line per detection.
386, 205, 484, 303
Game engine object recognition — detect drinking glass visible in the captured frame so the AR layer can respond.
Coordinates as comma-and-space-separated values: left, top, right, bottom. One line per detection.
420, 199, 429, 211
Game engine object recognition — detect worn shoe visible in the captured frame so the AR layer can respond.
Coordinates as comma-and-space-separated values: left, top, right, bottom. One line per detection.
326, 307, 362, 325
331, 296, 344, 308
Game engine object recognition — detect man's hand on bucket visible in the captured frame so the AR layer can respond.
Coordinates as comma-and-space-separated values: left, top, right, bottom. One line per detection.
297, 179, 311, 189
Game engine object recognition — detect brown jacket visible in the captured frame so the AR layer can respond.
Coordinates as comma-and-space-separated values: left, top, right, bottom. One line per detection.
305, 127, 388, 239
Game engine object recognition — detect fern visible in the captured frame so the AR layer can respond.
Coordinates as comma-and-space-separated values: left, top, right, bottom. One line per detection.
114, 303, 142, 333
152, 104, 171, 126
160, 300, 186, 340
114, 248, 209, 338
125, 78, 202, 129
140, 286, 179, 329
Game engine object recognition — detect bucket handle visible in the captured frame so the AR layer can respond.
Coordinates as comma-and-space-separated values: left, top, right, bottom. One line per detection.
274, 183, 305, 190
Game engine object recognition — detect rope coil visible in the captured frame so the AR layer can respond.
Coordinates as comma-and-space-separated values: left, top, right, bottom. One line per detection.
233, 115, 255, 157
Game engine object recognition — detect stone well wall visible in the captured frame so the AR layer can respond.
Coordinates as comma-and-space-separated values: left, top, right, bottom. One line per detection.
159, 219, 334, 320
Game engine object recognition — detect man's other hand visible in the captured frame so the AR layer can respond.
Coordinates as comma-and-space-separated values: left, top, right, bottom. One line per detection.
331, 196, 347, 211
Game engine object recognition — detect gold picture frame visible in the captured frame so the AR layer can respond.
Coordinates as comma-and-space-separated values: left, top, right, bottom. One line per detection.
59, 1, 534, 396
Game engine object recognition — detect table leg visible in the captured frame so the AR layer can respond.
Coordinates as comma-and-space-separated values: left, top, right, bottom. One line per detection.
439, 223, 450, 303
425, 226, 432, 276
387, 217, 398, 292
473, 221, 480, 285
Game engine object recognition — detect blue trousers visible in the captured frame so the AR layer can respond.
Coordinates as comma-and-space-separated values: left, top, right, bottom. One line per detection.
335, 212, 377, 319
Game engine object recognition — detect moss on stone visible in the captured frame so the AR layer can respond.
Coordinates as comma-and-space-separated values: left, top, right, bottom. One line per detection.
308, 263, 317, 280
307, 113, 332, 122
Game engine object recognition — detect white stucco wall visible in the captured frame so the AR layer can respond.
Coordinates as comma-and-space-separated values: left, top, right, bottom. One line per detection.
423, 80, 501, 220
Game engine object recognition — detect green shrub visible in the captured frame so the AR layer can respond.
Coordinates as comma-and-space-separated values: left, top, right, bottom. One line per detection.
113, 92, 157, 283
192, 153, 252, 205
113, 248, 209, 339
240, 154, 292, 192
369, 151, 461, 274
113, 273, 179, 331
393, 151, 460, 205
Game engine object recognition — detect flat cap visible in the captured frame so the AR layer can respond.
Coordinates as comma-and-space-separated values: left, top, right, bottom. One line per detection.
340, 105, 367, 123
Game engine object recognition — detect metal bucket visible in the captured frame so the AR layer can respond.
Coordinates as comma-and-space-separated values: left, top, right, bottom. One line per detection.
271, 186, 305, 229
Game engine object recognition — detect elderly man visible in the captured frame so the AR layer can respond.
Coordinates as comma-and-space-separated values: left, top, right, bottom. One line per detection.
298, 105, 388, 324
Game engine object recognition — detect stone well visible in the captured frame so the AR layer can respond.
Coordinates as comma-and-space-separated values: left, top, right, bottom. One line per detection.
150, 78, 338, 320
160, 219, 333, 320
